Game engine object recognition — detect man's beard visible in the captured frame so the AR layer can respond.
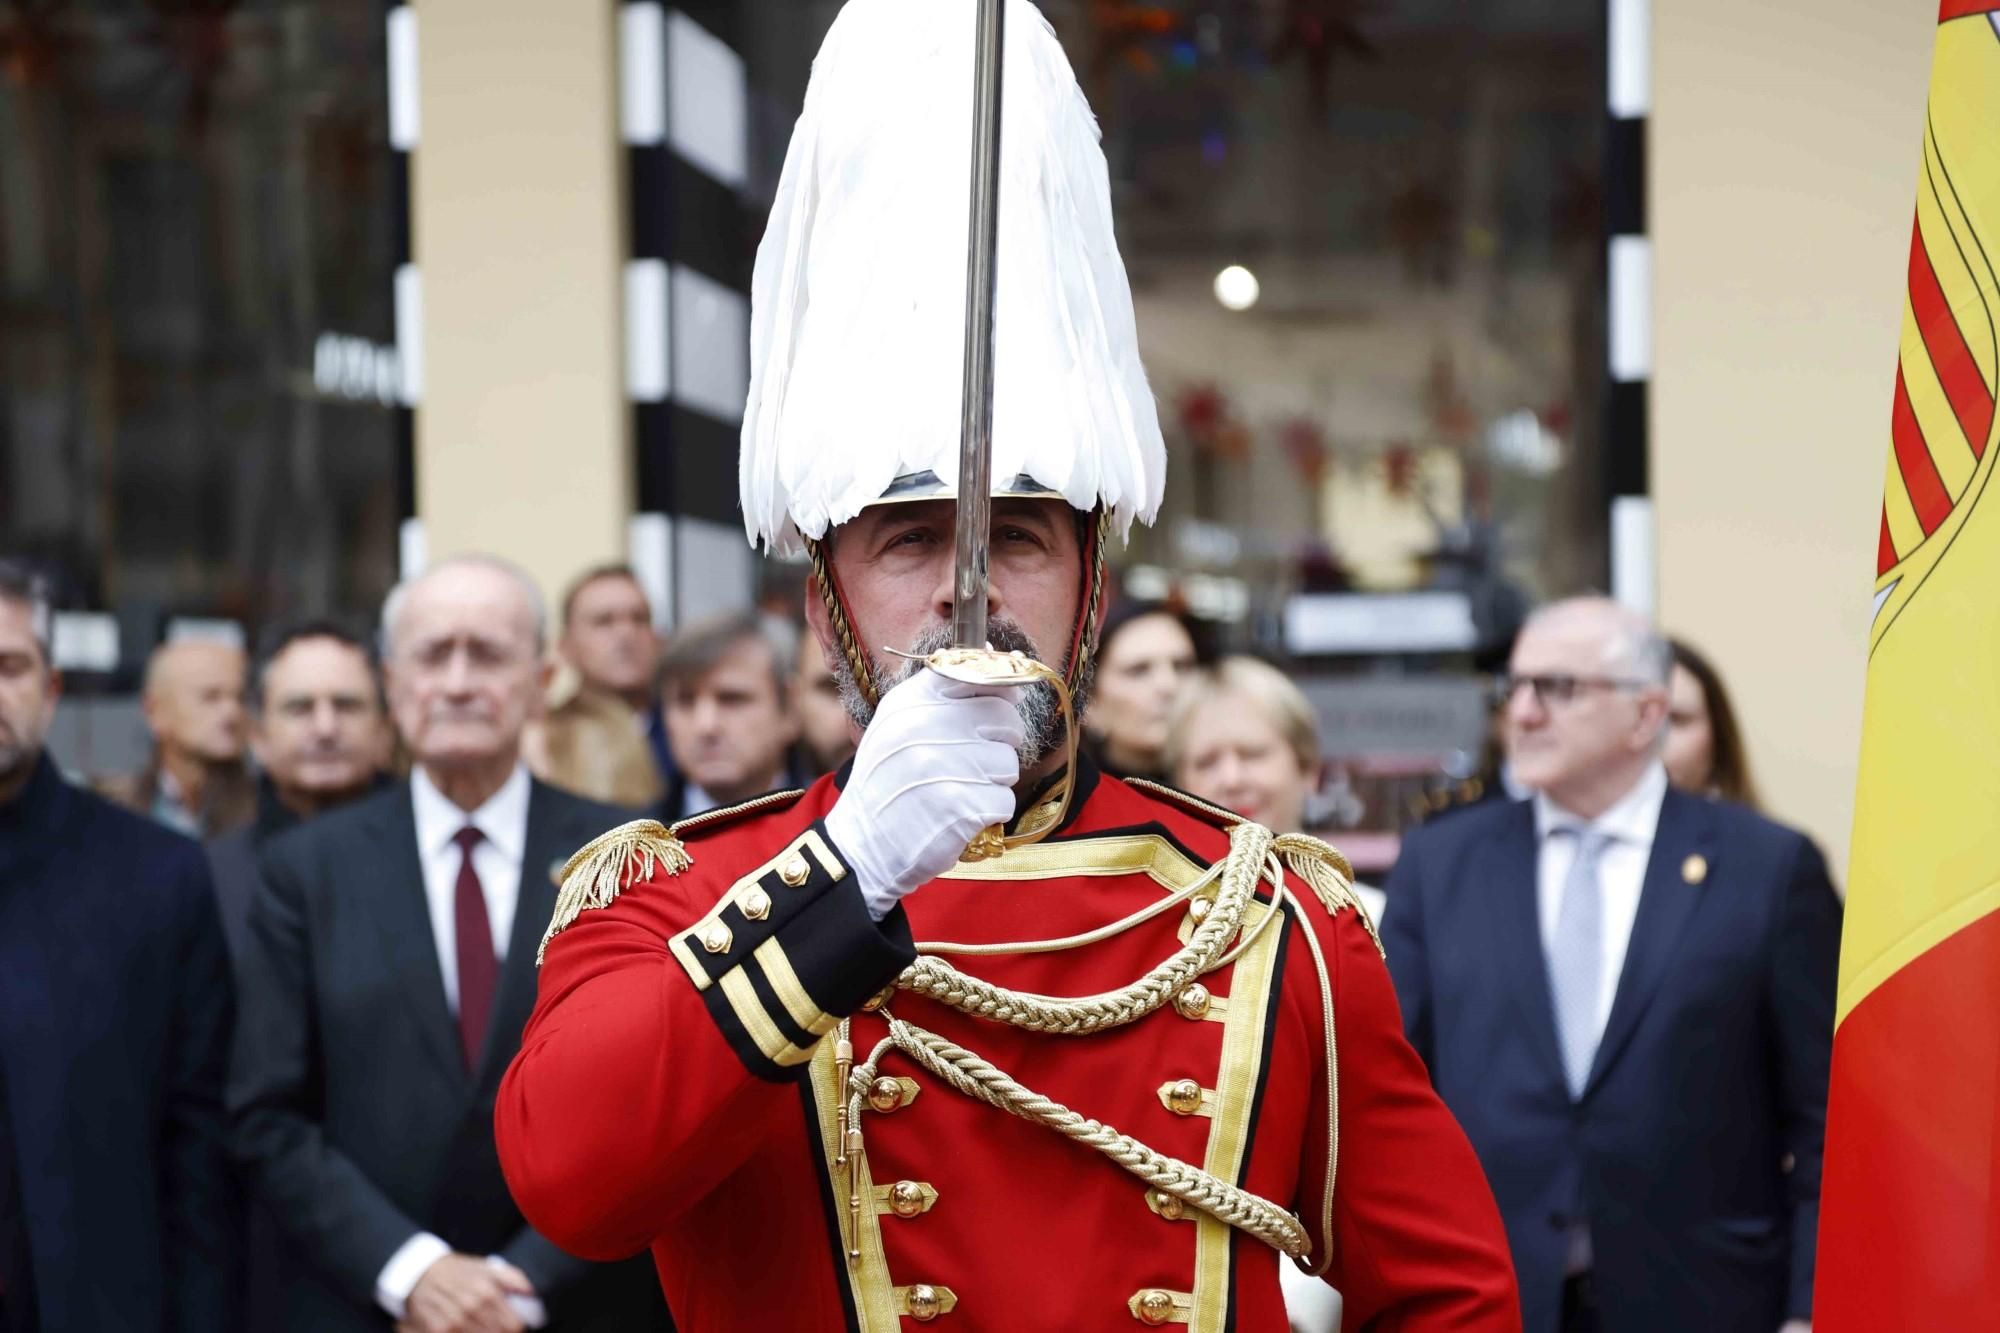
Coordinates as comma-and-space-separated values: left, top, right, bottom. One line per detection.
827, 618, 1094, 772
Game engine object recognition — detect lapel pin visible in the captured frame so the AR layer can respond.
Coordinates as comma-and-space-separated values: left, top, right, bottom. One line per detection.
1682, 853, 1708, 885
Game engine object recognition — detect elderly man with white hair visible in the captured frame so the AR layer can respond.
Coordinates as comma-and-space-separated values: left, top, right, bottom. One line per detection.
229, 555, 671, 1333
1383, 596, 1842, 1333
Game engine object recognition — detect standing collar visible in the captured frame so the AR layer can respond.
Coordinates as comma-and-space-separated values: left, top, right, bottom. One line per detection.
1533, 761, 1669, 847
411, 762, 532, 862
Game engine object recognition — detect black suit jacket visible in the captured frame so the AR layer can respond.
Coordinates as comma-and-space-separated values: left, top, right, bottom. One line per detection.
1382, 787, 1841, 1333
0, 755, 238, 1332
228, 776, 670, 1331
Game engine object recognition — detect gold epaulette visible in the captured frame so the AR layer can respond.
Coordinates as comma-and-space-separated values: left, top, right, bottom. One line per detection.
1269, 831, 1382, 958
537, 819, 692, 965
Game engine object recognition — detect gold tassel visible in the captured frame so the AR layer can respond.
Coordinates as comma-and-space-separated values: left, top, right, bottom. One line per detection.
1273, 833, 1383, 958
537, 819, 693, 964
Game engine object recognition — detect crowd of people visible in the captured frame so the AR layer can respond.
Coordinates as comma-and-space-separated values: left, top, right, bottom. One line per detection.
0, 539, 1838, 1333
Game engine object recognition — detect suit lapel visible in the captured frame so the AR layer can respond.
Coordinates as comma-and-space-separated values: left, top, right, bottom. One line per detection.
1585, 788, 1713, 1096
1488, 804, 1570, 1091
367, 788, 470, 1086
477, 781, 566, 1083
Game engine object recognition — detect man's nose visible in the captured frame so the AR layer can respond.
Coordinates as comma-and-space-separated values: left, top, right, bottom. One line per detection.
1505, 683, 1545, 729
928, 565, 1002, 636
442, 649, 476, 694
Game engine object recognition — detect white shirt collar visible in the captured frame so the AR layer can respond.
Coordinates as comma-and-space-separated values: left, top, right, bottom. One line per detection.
1533, 761, 1669, 849
410, 762, 532, 863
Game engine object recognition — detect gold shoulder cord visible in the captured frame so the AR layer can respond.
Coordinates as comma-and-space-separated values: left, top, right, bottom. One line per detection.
831, 646, 1361, 1274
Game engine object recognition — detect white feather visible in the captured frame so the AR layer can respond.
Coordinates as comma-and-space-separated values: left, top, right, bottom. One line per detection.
739, 0, 1165, 555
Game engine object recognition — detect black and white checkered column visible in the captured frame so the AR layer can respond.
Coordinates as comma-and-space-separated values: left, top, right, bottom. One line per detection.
1605, 0, 1651, 612
619, 1, 758, 629
387, 0, 423, 578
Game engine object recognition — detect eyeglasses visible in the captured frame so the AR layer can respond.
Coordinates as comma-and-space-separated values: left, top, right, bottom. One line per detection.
1492, 673, 1653, 709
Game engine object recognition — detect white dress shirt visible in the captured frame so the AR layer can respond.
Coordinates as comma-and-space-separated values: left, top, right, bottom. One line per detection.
1532, 762, 1669, 1048
375, 763, 545, 1327
410, 762, 529, 1013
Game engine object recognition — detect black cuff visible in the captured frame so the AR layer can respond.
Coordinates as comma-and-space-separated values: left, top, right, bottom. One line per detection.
668, 820, 916, 1081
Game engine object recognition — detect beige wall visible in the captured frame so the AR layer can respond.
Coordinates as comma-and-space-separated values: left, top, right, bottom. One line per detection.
1652, 0, 1935, 874
411, 0, 629, 606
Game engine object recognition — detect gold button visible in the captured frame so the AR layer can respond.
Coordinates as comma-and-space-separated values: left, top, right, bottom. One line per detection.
778, 853, 811, 887
1187, 896, 1212, 924
1173, 984, 1211, 1020
868, 1076, 905, 1113
1154, 1191, 1184, 1221
907, 1284, 941, 1321
699, 920, 732, 954
1164, 1079, 1203, 1116
860, 982, 897, 1013
740, 886, 772, 921
1136, 1289, 1175, 1325
890, 1180, 927, 1217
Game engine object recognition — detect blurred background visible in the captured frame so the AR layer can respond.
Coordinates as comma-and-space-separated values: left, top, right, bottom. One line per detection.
0, 0, 1934, 874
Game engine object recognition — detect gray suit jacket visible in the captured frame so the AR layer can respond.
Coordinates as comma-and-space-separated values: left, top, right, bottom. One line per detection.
227, 777, 671, 1331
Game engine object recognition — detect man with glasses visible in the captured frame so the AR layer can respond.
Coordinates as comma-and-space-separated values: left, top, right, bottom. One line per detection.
1383, 597, 1840, 1333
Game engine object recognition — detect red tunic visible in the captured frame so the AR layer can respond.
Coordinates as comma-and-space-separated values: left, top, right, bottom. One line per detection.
497, 766, 1518, 1331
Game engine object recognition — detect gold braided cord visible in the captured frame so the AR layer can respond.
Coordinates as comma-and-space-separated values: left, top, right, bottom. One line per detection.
805, 537, 880, 711
853, 1016, 1310, 1259
1067, 509, 1110, 698
894, 821, 1275, 1034
836, 811, 1363, 1263
915, 861, 1220, 956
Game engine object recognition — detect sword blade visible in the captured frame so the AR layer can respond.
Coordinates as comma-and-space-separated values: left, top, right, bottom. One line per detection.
952, 0, 1006, 650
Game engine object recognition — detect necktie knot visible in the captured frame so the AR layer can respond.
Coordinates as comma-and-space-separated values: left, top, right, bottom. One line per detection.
453, 825, 483, 856
1562, 824, 1614, 863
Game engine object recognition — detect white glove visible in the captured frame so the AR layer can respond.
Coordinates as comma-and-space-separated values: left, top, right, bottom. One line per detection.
824, 667, 1024, 920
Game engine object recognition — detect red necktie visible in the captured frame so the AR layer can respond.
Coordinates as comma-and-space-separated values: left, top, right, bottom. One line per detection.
452, 826, 499, 1070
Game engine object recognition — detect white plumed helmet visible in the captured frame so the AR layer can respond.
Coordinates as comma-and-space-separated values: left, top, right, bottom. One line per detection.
738, 0, 1166, 557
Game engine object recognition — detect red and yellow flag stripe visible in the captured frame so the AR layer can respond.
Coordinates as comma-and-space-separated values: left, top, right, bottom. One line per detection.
1820, 4, 2000, 1328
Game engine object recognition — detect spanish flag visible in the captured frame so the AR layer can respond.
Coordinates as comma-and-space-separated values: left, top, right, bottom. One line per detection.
1816, 3, 2000, 1326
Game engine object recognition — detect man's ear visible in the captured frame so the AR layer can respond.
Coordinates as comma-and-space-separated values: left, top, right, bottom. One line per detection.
532, 657, 555, 718
1635, 687, 1670, 751
802, 583, 838, 663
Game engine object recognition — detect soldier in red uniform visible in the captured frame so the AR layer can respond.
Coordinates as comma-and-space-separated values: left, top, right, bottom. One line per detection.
497, 2, 1518, 1328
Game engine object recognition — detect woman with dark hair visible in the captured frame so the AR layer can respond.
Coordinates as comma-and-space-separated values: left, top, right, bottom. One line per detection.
1082, 600, 1198, 781
1665, 637, 1764, 810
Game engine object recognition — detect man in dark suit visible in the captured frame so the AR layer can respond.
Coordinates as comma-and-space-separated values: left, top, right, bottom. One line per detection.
207, 617, 393, 1331
1383, 597, 1839, 1333
207, 618, 393, 958
230, 555, 670, 1332
0, 559, 238, 1332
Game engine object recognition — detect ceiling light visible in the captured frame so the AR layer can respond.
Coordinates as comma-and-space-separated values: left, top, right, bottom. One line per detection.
1213, 264, 1260, 312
